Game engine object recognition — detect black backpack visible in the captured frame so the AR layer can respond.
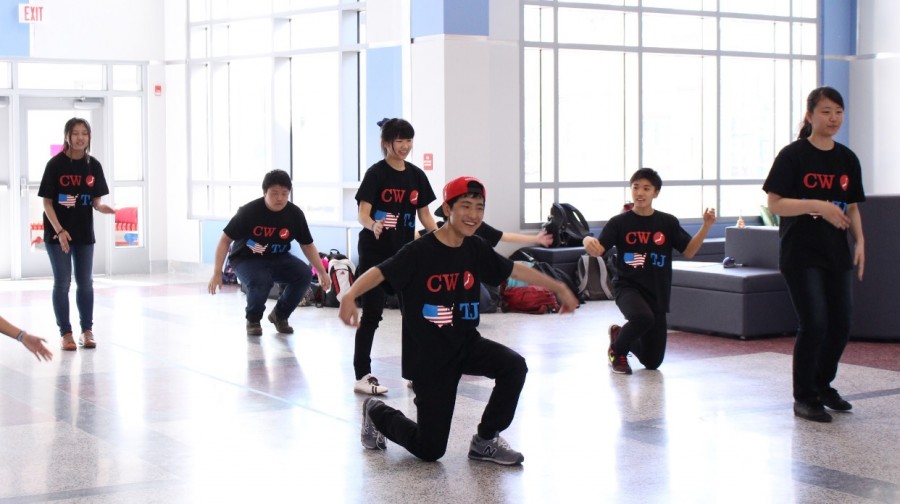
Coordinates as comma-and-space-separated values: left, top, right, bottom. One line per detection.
543, 203, 593, 247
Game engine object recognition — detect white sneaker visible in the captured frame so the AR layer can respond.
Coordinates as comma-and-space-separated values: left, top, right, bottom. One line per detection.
354, 374, 388, 395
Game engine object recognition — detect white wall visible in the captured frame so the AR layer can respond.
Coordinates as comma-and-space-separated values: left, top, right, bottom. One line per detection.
161, 0, 198, 265
850, 0, 900, 194
409, 0, 524, 256
30, 0, 164, 60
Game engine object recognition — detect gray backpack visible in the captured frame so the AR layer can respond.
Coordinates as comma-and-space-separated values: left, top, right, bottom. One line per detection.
576, 254, 614, 300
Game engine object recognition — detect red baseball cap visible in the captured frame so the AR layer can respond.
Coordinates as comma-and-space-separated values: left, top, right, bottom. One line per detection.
442, 176, 486, 205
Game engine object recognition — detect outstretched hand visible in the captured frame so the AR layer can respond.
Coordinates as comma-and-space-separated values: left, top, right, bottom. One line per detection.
23, 334, 53, 362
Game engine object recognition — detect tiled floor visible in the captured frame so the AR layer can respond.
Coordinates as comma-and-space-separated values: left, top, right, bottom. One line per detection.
1, 272, 899, 503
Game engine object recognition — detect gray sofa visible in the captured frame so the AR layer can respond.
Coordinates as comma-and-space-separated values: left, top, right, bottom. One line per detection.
668, 226, 798, 339
850, 195, 900, 340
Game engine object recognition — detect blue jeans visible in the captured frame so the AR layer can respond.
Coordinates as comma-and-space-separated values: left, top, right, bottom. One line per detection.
46, 243, 94, 336
782, 267, 853, 404
233, 253, 312, 322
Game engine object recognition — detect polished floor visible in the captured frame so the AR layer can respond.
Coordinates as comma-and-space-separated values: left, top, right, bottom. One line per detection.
1, 272, 899, 503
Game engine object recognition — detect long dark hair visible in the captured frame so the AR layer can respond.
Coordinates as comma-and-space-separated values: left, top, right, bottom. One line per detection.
797, 86, 844, 140
377, 118, 415, 157
62, 117, 92, 164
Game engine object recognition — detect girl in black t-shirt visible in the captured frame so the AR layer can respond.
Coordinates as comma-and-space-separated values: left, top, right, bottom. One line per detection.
763, 86, 866, 423
38, 118, 116, 351
352, 118, 438, 395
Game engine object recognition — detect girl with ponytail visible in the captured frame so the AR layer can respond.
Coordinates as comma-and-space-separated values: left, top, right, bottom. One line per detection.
763, 86, 866, 423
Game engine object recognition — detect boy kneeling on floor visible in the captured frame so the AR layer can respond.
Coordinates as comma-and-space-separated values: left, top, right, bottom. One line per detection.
339, 176, 578, 465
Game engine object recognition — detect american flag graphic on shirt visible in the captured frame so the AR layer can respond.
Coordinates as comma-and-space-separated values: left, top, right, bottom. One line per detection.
422, 304, 454, 328
246, 239, 267, 255
374, 210, 399, 229
58, 194, 77, 208
624, 252, 646, 268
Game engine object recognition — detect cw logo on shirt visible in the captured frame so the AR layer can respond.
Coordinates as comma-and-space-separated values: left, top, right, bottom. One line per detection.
426, 271, 475, 293
381, 188, 406, 203
803, 173, 850, 191
58, 174, 95, 187
252, 226, 289, 239
625, 231, 667, 246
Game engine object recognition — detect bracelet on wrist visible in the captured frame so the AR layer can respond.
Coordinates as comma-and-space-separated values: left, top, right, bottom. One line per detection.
16, 330, 26, 343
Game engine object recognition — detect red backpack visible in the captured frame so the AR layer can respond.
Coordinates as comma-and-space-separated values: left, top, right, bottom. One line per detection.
500, 285, 559, 314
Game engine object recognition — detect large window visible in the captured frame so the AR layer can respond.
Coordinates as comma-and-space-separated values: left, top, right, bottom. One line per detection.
187, 1, 361, 222
523, 1, 817, 223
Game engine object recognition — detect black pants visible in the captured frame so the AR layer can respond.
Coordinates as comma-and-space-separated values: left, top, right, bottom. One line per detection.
368, 337, 527, 462
353, 283, 387, 379
782, 267, 853, 404
353, 246, 393, 380
613, 287, 668, 370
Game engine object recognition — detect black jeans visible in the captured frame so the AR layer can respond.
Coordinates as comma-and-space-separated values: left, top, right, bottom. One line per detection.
353, 283, 388, 379
613, 287, 668, 370
782, 267, 853, 404
368, 336, 527, 462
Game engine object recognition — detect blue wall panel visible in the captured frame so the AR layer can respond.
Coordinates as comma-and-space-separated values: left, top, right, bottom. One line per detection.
411, 0, 444, 38
820, 0, 856, 146
365, 46, 403, 167
444, 0, 489, 36
0, 0, 30, 56
411, 0, 488, 38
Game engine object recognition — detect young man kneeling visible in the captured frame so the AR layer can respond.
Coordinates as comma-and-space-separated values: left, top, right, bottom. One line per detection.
339, 176, 578, 465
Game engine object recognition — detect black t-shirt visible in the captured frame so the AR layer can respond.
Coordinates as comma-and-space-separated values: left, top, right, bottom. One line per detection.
379, 232, 514, 379
355, 160, 436, 255
762, 139, 865, 271
430, 221, 504, 248
38, 153, 110, 245
223, 198, 314, 266
599, 210, 691, 312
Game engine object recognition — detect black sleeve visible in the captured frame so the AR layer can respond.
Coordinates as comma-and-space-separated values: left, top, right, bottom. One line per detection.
355, 163, 381, 206
763, 144, 797, 197
475, 222, 504, 248
477, 239, 514, 287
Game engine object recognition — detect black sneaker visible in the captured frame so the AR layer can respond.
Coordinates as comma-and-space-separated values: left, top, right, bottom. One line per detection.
361, 398, 387, 450
820, 390, 852, 411
793, 401, 832, 423
267, 309, 294, 334
246, 320, 263, 337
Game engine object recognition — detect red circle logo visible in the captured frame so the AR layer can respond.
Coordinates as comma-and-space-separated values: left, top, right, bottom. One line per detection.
840, 175, 849, 191
279, 228, 290, 240
463, 271, 475, 289
410, 190, 419, 205
653, 232, 666, 245
86, 175, 95, 187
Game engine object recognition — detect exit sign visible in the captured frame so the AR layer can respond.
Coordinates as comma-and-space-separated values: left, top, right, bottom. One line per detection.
19, 4, 45, 23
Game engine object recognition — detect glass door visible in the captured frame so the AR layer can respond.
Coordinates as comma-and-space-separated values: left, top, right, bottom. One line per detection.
18, 97, 109, 278
0, 96, 10, 278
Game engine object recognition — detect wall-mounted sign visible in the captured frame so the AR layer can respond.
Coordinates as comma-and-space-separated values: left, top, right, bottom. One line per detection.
19, 4, 45, 23
423, 153, 433, 171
